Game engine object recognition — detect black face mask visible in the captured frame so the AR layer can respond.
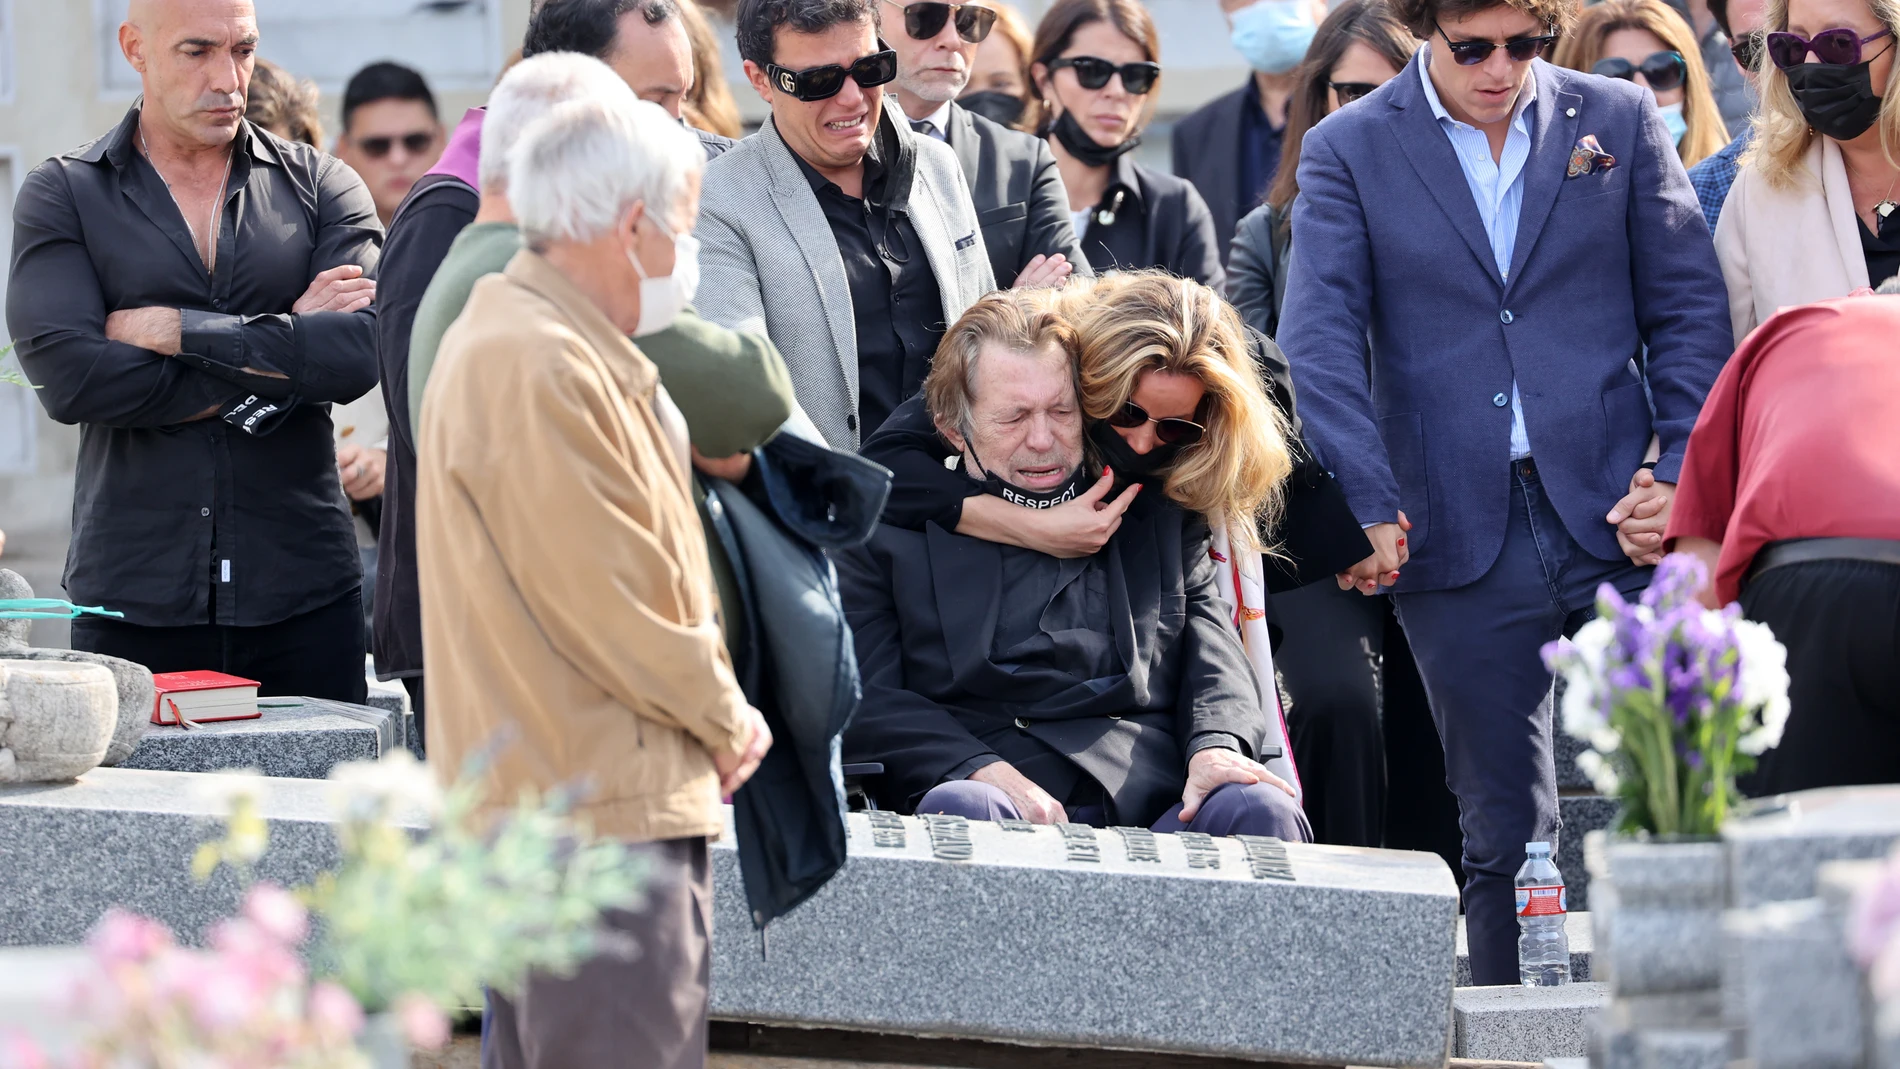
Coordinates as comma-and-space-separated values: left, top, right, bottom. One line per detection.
1785, 56, 1886, 142
1048, 108, 1141, 168
967, 446, 1090, 508
1088, 422, 1183, 485
960, 90, 1027, 127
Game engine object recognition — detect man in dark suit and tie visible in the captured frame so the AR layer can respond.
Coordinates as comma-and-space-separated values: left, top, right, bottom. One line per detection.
1277, 0, 1731, 985
881, 0, 1089, 289
839, 292, 1310, 841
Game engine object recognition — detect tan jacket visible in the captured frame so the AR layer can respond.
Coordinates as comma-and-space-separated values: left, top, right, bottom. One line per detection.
1715, 136, 1871, 344
417, 250, 750, 843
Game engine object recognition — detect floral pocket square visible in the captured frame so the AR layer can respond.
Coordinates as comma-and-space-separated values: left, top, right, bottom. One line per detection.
1566, 135, 1616, 177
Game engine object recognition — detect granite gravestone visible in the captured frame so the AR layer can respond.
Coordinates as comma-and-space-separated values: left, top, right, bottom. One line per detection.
709, 810, 1461, 1068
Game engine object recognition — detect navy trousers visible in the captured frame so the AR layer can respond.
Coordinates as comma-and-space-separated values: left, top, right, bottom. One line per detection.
1392, 460, 1646, 986
918, 778, 1313, 842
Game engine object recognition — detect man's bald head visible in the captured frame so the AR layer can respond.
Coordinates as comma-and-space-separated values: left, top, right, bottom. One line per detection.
121, 0, 259, 150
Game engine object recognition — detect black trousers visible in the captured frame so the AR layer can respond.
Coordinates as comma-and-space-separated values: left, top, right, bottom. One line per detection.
1275, 581, 1463, 880
1739, 558, 1900, 797
71, 590, 368, 704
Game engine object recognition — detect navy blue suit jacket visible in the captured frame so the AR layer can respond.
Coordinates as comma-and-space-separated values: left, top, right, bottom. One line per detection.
1278, 56, 1732, 593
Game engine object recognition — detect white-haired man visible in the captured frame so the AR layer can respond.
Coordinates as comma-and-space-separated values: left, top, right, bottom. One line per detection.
418, 95, 772, 1069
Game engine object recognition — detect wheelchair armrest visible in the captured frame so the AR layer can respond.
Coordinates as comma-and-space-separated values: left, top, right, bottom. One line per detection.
841, 762, 885, 779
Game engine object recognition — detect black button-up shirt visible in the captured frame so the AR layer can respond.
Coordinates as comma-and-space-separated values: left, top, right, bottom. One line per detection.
794, 121, 947, 438
6, 105, 382, 627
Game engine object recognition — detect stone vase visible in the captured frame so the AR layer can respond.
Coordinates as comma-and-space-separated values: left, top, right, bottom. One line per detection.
1585, 831, 1732, 1069
0, 569, 150, 765
0, 659, 118, 782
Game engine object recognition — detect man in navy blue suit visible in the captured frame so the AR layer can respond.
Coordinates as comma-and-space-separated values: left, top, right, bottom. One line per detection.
1277, 0, 1732, 984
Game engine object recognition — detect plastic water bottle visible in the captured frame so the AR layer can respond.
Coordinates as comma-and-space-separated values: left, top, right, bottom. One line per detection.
1516, 841, 1571, 987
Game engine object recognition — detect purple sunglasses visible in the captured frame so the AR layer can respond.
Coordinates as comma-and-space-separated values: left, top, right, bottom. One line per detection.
1764, 26, 1893, 69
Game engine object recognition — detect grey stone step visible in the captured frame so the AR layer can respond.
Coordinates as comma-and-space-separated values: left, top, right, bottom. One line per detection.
1453, 982, 1608, 1062
1458, 911, 1593, 985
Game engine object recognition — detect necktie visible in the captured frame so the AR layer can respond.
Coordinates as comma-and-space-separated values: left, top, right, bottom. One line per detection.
910, 119, 945, 142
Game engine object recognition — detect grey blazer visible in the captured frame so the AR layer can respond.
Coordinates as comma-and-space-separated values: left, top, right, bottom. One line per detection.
696, 117, 996, 450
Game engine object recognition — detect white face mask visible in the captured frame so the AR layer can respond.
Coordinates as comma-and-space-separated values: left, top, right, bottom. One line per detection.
626, 212, 700, 338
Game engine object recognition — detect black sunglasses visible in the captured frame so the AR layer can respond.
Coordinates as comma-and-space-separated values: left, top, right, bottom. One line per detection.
1047, 55, 1161, 95
767, 48, 900, 102
883, 0, 997, 43
1105, 400, 1205, 445
1435, 22, 1557, 65
1730, 30, 1765, 71
1329, 81, 1380, 105
1591, 50, 1687, 91
1764, 26, 1893, 69
357, 131, 436, 159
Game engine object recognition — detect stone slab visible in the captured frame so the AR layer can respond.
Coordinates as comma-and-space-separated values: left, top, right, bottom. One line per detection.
1558, 795, 1617, 911
709, 811, 1462, 1068
114, 697, 402, 779
0, 767, 425, 947
1, 774, 1461, 1065
1451, 982, 1607, 1061
1721, 897, 1864, 1069
1723, 785, 1900, 907
1456, 911, 1592, 985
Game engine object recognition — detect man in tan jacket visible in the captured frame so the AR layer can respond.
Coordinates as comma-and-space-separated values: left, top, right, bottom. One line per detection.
416, 89, 771, 1069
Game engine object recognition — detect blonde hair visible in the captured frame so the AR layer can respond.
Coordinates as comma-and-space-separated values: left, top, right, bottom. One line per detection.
1551, 0, 1729, 166
1064, 272, 1291, 553
682, 0, 745, 138
1744, 0, 1900, 188
924, 288, 1081, 439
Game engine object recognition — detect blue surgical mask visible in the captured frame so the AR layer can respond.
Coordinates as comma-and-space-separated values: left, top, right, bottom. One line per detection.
1229, 0, 1319, 75
1658, 101, 1688, 146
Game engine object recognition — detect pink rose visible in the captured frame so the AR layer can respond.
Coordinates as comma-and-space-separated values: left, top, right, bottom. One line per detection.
394, 992, 451, 1051
87, 910, 172, 964
240, 883, 309, 948
307, 981, 365, 1044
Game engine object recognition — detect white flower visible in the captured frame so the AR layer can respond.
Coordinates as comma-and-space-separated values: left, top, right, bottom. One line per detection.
1558, 618, 1618, 751
328, 752, 443, 822
1733, 618, 1791, 755
1576, 749, 1621, 795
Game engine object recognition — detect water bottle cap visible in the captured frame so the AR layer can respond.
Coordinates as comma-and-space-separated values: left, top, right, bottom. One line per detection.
1526, 841, 1551, 855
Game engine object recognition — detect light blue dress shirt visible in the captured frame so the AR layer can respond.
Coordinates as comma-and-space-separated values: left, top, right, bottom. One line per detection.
1418, 46, 1538, 460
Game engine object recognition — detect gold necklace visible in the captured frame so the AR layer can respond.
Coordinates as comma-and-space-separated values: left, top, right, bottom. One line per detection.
139, 124, 232, 269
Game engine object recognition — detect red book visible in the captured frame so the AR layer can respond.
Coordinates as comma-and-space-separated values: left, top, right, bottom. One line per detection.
150, 671, 263, 727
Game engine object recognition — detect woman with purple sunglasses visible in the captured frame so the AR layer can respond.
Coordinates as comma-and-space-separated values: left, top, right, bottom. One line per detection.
1714, 0, 1900, 340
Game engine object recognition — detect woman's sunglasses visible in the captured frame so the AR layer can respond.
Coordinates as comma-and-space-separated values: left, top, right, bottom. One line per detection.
1435, 23, 1558, 65
1591, 50, 1687, 91
1047, 55, 1162, 95
1730, 30, 1765, 71
1105, 400, 1205, 445
1764, 27, 1893, 69
883, 0, 997, 43
1329, 81, 1380, 105
766, 49, 900, 102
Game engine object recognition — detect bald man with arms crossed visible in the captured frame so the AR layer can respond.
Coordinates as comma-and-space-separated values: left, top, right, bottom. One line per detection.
5, 0, 382, 700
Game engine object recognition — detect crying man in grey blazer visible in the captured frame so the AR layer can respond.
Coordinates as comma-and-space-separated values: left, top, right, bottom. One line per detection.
696, 0, 996, 451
